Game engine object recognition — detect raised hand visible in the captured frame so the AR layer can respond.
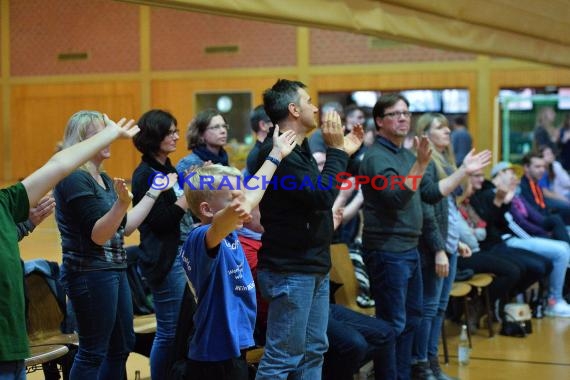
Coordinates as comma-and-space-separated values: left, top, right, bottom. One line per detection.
28, 195, 56, 227
344, 124, 364, 156
321, 110, 344, 149
462, 149, 492, 175
272, 125, 297, 159
414, 135, 432, 167
103, 114, 140, 139
114, 178, 133, 205
229, 190, 252, 223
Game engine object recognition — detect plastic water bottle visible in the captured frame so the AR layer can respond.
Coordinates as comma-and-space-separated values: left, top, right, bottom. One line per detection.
458, 324, 470, 366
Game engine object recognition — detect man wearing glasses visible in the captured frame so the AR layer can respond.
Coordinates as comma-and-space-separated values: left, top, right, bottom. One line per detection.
360, 94, 436, 380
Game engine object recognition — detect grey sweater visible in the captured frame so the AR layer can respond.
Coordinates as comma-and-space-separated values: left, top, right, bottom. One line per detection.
360, 136, 443, 252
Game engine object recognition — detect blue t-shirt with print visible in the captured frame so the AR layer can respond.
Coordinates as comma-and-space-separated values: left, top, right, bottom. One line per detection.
179, 224, 256, 361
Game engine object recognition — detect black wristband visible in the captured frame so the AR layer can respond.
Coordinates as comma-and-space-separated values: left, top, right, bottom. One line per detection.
265, 156, 281, 166
145, 191, 158, 200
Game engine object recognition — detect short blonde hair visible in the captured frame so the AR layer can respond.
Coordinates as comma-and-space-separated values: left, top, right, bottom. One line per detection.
184, 164, 242, 216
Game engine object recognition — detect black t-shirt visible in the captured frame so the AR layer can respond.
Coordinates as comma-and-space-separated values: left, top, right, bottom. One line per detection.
54, 170, 126, 271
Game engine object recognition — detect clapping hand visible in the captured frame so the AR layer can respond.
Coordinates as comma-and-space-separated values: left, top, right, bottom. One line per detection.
414, 136, 432, 167
344, 124, 364, 156
461, 149, 492, 175
322, 110, 344, 150
114, 178, 133, 205
28, 195, 56, 227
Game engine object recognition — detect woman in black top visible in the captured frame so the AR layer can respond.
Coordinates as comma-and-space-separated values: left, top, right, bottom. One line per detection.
55, 111, 173, 379
131, 109, 188, 380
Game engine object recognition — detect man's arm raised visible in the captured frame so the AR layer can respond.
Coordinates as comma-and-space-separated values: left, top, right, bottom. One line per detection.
22, 116, 139, 208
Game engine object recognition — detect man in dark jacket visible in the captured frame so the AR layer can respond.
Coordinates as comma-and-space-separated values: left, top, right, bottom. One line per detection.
519, 152, 570, 235
254, 79, 363, 379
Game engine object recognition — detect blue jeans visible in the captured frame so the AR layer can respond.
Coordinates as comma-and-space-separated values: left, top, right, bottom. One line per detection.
0, 361, 25, 380
414, 252, 458, 362
149, 259, 186, 380
324, 304, 396, 380
506, 237, 570, 301
61, 268, 134, 380
364, 249, 423, 380
256, 270, 330, 380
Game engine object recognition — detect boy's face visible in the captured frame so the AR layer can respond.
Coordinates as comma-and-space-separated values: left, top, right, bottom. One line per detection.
208, 189, 234, 214
202, 176, 245, 227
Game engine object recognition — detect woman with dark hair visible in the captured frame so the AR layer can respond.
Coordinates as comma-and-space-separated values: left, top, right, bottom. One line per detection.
131, 109, 188, 380
54, 111, 174, 379
176, 108, 229, 172
175, 108, 231, 248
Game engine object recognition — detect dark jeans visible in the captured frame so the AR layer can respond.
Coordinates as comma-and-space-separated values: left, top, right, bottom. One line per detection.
324, 304, 396, 380
543, 214, 570, 244
546, 197, 570, 225
364, 249, 423, 380
489, 243, 552, 294
186, 356, 249, 380
149, 259, 186, 380
61, 268, 135, 380
0, 360, 25, 380
457, 250, 521, 305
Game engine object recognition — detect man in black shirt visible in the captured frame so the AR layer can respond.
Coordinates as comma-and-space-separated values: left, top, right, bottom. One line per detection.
245, 105, 273, 176
255, 79, 363, 379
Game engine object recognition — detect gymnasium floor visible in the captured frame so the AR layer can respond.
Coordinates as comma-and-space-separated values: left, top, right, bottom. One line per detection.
21, 216, 570, 380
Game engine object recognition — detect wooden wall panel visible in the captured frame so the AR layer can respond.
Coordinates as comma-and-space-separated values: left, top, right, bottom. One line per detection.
490, 68, 570, 92
151, 76, 288, 166
11, 82, 141, 180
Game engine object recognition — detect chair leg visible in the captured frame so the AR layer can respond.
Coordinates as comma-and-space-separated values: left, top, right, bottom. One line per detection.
441, 319, 449, 364
484, 287, 494, 338
463, 297, 473, 348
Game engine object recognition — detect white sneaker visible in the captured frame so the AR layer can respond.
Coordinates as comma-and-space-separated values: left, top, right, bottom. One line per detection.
545, 300, 570, 318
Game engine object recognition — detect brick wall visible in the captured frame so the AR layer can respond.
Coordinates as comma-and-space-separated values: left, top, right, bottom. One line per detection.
10, 0, 139, 76
310, 28, 475, 65
151, 8, 296, 70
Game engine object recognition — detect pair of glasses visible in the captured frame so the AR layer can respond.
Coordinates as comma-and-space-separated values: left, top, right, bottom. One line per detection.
382, 111, 412, 119
206, 124, 230, 131
167, 128, 180, 137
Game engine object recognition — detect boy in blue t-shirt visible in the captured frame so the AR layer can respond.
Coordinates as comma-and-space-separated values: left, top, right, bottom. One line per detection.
179, 126, 296, 380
